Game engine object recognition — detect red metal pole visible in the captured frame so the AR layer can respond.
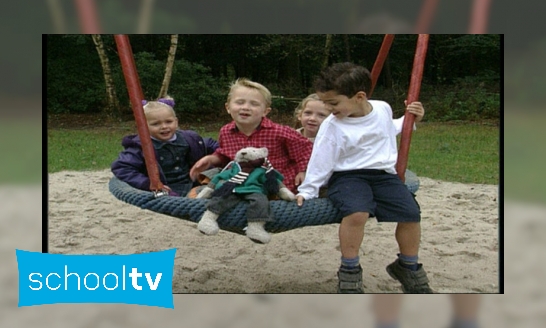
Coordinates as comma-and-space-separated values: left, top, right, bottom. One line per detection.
114, 35, 164, 192
369, 34, 395, 98
414, 0, 439, 33
396, 34, 429, 182
74, 0, 101, 33
469, 0, 492, 34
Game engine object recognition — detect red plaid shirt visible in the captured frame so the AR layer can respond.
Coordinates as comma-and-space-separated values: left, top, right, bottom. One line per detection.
213, 117, 313, 193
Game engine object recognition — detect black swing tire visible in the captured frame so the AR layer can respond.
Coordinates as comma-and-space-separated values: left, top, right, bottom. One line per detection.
109, 170, 420, 234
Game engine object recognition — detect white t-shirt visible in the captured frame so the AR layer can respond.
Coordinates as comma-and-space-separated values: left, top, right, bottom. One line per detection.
297, 100, 400, 200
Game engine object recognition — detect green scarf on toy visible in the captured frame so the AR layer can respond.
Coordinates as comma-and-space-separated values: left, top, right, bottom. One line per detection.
211, 158, 279, 197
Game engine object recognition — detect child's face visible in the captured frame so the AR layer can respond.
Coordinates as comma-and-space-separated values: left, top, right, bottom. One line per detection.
317, 91, 368, 119
226, 86, 271, 130
298, 100, 330, 137
146, 107, 178, 141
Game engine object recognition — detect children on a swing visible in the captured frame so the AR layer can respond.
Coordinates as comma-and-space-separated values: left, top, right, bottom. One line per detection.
111, 96, 219, 197
296, 62, 433, 293
189, 78, 313, 194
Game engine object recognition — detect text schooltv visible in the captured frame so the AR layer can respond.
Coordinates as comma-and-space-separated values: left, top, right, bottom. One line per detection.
16, 248, 175, 308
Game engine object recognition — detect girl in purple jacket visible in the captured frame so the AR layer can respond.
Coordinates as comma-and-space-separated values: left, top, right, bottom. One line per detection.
111, 96, 218, 196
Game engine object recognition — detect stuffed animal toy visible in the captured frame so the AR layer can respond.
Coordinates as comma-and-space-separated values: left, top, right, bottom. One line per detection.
196, 147, 295, 243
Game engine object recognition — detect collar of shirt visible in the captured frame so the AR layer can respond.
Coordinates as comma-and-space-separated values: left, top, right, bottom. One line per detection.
228, 117, 274, 134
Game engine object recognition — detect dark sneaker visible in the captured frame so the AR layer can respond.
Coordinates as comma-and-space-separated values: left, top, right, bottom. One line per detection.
337, 265, 364, 293
386, 259, 433, 293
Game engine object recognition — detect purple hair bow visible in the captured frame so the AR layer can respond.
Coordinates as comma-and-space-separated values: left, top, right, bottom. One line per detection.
141, 98, 175, 108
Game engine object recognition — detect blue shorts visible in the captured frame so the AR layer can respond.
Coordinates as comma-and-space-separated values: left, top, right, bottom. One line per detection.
327, 169, 421, 222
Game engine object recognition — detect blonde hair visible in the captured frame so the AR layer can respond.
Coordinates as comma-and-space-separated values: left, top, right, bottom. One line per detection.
294, 93, 321, 128
227, 78, 272, 108
143, 95, 176, 117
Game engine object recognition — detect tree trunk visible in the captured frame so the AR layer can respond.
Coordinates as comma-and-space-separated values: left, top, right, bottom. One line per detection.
322, 34, 333, 69
158, 34, 179, 99
91, 34, 120, 119
137, 0, 155, 34
46, 0, 66, 33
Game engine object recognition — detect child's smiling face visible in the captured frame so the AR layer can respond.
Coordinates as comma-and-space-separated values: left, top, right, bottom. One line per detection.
298, 100, 330, 137
226, 86, 271, 131
317, 90, 369, 119
146, 107, 178, 141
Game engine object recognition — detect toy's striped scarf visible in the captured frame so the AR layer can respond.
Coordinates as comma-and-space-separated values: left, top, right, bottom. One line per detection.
212, 158, 278, 197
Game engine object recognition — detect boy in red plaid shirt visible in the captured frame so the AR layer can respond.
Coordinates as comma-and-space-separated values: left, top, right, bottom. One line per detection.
190, 78, 313, 194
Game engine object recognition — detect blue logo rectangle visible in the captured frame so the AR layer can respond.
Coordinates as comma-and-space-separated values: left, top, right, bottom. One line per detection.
16, 249, 176, 308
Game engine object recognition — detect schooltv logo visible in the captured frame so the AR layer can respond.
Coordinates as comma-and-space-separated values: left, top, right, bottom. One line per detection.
16, 248, 176, 308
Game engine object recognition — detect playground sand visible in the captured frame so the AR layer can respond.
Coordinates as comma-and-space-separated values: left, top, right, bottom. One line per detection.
46, 169, 499, 294
4, 174, 546, 327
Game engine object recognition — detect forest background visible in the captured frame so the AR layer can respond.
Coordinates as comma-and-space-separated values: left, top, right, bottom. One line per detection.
46, 34, 500, 125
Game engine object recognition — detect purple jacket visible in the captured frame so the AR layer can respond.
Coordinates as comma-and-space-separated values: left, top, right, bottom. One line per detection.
111, 130, 218, 194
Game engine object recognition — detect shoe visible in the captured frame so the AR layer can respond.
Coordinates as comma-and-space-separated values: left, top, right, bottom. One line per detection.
386, 259, 433, 293
337, 265, 364, 293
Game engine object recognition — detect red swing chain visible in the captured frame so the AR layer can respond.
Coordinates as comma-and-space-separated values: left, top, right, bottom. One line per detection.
369, 34, 395, 98
114, 35, 165, 194
74, 0, 101, 33
415, 0, 492, 34
368, 34, 429, 182
396, 34, 429, 182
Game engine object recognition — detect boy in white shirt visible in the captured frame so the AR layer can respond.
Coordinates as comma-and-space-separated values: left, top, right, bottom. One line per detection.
296, 62, 432, 294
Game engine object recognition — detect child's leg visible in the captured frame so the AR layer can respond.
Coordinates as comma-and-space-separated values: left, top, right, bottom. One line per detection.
386, 221, 432, 293
371, 173, 431, 293
337, 212, 368, 293
449, 295, 481, 328
395, 222, 421, 257
339, 212, 369, 259
373, 294, 404, 328
327, 170, 375, 293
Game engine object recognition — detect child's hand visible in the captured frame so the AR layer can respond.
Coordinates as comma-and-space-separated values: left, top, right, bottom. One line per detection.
296, 195, 305, 207
294, 172, 306, 186
190, 156, 212, 181
404, 101, 425, 122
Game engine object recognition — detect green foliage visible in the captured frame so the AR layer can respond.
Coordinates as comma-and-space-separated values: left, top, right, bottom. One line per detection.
47, 34, 501, 122
47, 35, 105, 114
112, 52, 228, 115
419, 79, 500, 122
168, 60, 229, 114
111, 51, 164, 106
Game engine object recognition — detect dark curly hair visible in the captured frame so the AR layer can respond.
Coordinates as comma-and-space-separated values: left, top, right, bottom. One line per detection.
313, 62, 372, 98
